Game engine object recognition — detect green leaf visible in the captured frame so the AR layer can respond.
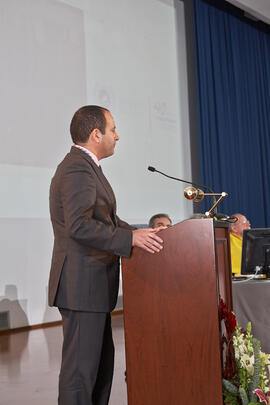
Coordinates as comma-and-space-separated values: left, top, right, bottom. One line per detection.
249, 338, 261, 402
246, 322, 252, 334
223, 378, 239, 394
239, 386, 249, 405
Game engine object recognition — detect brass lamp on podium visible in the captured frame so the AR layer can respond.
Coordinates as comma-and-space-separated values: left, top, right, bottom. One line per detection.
184, 186, 228, 218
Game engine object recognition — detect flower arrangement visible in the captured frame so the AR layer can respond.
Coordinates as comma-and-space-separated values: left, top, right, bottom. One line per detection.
220, 299, 270, 404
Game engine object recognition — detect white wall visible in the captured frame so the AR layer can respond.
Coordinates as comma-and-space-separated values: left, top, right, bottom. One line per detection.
0, 0, 192, 328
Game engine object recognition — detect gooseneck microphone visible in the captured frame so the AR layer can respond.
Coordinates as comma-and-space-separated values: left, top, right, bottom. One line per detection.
148, 165, 218, 215
147, 166, 215, 194
147, 166, 236, 220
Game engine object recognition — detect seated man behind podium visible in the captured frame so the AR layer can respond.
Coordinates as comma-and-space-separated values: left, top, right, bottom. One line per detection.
230, 213, 250, 276
148, 213, 172, 229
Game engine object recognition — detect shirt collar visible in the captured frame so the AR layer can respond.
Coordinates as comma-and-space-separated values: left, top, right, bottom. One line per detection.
74, 144, 100, 167
231, 233, 242, 241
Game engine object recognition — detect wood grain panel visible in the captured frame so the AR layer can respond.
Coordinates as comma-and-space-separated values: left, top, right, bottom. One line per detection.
122, 219, 224, 405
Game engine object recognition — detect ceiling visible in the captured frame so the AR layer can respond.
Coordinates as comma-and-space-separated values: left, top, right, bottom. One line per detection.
226, 0, 270, 25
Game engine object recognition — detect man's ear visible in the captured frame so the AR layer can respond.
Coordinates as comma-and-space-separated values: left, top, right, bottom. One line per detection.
90, 129, 102, 143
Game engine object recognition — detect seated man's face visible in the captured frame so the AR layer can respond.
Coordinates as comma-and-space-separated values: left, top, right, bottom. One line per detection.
232, 214, 250, 237
153, 217, 172, 229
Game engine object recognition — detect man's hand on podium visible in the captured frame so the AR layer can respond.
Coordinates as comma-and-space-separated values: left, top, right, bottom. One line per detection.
132, 228, 163, 254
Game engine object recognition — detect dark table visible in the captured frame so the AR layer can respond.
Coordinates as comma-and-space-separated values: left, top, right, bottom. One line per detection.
232, 279, 270, 354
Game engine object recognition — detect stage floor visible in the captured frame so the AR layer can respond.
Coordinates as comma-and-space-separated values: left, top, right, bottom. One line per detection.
0, 314, 127, 405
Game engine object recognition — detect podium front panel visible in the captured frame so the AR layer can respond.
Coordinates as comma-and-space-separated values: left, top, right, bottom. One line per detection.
122, 219, 223, 405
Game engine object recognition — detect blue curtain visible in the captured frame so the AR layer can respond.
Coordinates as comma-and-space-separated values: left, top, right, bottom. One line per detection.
193, 0, 270, 227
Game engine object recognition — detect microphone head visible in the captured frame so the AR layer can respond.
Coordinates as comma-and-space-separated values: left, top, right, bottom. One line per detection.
184, 186, 204, 202
148, 166, 156, 172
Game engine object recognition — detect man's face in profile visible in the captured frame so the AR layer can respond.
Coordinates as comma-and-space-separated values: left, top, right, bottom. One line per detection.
152, 217, 172, 229
99, 111, 119, 159
232, 214, 250, 237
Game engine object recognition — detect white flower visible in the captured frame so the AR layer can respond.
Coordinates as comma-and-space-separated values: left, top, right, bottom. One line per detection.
246, 363, 254, 376
261, 352, 270, 365
240, 354, 254, 375
247, 343, 253, 353
234, 347, 240, 360
267, 365, 270, 376
239, 344, 246, 355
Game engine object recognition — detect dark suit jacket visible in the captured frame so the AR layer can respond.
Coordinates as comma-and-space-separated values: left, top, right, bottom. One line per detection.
48, 146, 133, 312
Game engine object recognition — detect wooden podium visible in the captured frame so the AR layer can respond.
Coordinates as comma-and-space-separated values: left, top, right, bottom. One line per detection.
121, 219, 232, 405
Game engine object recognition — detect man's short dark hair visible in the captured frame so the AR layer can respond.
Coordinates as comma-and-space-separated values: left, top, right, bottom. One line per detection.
70, 105, 109, 144
148, 213, 172, 228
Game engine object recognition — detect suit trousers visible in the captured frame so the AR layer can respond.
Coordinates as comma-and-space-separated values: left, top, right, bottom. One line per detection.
58, 309, 114, 405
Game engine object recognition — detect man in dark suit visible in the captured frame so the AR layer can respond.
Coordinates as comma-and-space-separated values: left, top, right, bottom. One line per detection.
48, 105, 163, 405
